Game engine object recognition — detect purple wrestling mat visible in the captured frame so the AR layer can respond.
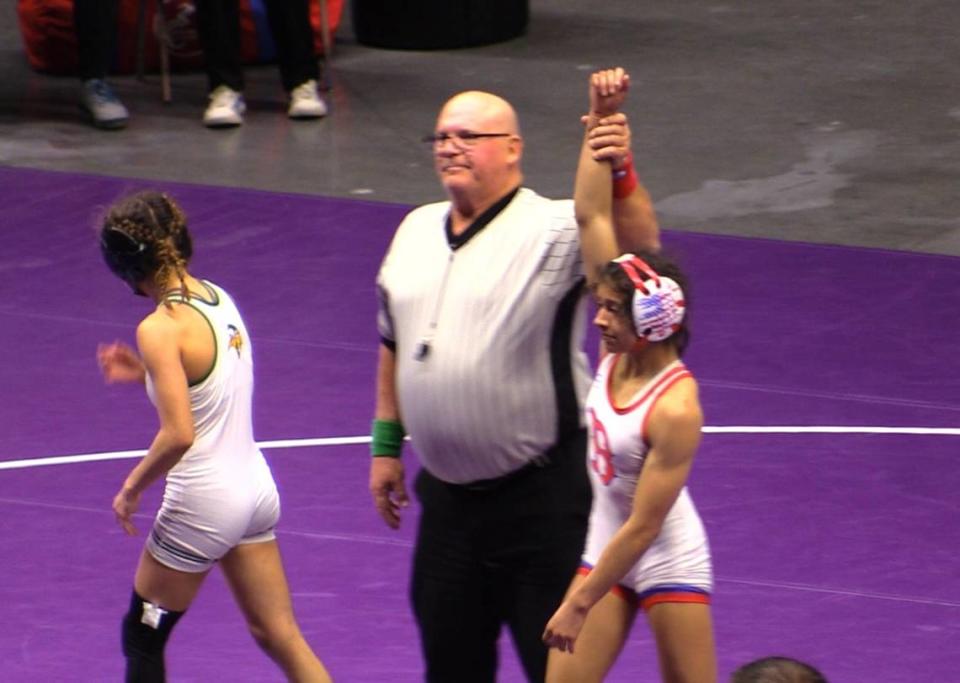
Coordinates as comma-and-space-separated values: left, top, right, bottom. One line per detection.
1, 165, 958, 682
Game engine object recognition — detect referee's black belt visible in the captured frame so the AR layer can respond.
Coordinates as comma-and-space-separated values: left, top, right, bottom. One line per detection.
446, 430, 585, 492
453, 454, 551, 492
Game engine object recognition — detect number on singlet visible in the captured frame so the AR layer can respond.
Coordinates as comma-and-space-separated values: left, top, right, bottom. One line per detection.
588, 409, 615, 485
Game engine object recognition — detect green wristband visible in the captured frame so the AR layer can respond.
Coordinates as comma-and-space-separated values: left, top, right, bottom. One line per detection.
371, 418, 405, 458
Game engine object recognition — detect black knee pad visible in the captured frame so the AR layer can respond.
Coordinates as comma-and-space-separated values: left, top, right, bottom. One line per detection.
121, 590, 185, 683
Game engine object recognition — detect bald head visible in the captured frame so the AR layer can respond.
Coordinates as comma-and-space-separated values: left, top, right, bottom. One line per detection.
438, 91, 521, 137
432, 90, 524, 214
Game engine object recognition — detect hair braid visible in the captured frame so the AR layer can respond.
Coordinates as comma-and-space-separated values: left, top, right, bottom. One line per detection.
102, 191, 194, 302
161, 194, 192, 302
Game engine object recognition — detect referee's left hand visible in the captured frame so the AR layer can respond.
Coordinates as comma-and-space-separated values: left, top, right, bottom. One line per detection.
370, 457, 409, 529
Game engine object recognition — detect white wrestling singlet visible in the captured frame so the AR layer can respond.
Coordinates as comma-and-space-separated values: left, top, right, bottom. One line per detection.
145, 281, 280, 572
580, 355, 713, 609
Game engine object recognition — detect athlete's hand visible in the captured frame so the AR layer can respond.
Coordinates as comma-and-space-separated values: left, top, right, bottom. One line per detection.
112, 487, 141, 536
589, 67, 630, 119
542, 600, 589, 653
97, 341, 147, 384
370, 457, 409, 529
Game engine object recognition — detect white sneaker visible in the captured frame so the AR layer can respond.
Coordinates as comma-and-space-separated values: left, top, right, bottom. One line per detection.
203, 85, 246, 128
288, 80, 327, 119
80, 79, 129, 130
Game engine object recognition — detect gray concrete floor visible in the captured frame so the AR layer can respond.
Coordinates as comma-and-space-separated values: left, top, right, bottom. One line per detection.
2, 0, 959, 256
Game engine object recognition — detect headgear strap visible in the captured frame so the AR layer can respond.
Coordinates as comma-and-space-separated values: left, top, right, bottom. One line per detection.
613, 254, 685, 342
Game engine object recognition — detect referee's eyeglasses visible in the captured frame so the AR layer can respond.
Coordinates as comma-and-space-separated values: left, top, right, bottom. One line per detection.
422, 130, 514, 151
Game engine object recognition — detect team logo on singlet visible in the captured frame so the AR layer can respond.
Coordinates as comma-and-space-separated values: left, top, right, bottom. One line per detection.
227, 324, 243, 357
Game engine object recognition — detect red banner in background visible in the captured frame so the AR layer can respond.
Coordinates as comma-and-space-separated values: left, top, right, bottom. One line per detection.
17, 0, 342, 76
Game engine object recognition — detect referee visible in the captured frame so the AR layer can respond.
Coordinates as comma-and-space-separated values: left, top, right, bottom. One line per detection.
368, 80, 660, 682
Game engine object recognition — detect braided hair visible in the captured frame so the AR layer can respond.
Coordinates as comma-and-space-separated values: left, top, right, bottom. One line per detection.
101, 191, 193, 301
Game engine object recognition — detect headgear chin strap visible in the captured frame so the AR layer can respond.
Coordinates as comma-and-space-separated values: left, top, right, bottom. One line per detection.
100, 227, 157, 296
613, 253, 685, 342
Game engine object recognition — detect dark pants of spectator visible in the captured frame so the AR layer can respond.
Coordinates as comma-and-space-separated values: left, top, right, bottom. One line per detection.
411, 430, 591, 683
194, 0, 318, 93
74, 0, 119, 81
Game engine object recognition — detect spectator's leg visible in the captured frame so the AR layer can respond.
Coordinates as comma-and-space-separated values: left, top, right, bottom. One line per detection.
74, 0, 128, 129
194, 0, 246, 127
74, 0, 118, 81
194, 0, 244, 92
261, 0, 318, 91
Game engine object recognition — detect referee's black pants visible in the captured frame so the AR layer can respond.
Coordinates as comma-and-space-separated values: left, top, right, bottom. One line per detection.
194, 0, 319, 93
411, 430, 591, 683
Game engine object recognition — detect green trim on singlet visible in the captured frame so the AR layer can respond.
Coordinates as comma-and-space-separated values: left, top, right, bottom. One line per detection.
162, 280, 220, 306
162, 283, 219, 388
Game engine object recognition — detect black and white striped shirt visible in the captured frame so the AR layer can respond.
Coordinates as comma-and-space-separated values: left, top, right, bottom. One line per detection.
377, 188, 591, 484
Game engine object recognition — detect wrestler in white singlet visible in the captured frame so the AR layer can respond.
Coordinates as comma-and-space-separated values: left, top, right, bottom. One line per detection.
145, 281, 279, 572
580, 354, 712, 609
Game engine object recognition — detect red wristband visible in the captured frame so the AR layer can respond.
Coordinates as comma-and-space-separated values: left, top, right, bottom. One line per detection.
613, 160, 638, 199
612, 152, 633, 177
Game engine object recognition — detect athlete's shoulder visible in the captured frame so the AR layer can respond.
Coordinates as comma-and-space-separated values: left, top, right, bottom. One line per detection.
653, 373, 702, 429
200, 279, 224, 296
140, 304, 180, 332
136, 308, 183, 361
199, 281, 235, 310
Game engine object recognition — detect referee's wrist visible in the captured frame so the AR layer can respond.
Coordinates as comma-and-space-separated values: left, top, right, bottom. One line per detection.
371, 418, 405, 458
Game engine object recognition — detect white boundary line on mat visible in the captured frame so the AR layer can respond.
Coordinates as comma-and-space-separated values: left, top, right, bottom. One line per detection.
1, 426, 958, 471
